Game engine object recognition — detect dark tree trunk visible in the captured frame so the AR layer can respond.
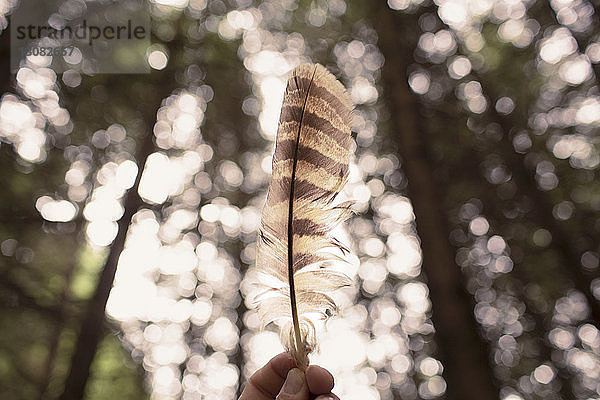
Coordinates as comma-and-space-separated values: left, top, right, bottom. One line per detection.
58, 64, 180, 399
58, 98, 156, 400
374, 6, 499, 400
0, 25, 12, 96
39, 232, 81, 400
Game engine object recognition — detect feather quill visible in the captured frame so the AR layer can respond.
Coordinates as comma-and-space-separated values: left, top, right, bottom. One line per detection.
251, 63, 354, 370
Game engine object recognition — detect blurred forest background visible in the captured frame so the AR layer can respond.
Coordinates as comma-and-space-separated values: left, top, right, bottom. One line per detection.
1, 0, 600, 399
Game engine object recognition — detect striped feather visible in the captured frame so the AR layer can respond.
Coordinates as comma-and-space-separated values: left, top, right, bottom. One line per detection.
252, 63, 354, 369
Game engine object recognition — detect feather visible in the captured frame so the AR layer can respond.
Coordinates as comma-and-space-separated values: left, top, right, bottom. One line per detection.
251, 63, 354, 370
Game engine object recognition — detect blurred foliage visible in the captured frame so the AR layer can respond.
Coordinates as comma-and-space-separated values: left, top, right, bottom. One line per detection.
1, 0, 600, 400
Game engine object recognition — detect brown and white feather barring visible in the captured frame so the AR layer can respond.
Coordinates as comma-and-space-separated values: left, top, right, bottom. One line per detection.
250, 63, 354, 370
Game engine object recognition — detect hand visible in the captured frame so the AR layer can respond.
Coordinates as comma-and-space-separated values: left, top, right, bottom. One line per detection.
239, 352, 339, 400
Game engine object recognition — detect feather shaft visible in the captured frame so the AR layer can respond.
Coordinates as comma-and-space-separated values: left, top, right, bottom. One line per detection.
287, 66, 317, 369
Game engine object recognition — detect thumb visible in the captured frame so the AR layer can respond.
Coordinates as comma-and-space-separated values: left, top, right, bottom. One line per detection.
276, 368, 309, 400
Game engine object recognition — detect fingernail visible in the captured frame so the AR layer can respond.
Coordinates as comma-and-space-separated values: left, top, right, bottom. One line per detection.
282, 369, 304, 394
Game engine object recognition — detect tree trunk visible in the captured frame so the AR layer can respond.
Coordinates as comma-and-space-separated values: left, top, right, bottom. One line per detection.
58, 98, 155, 400
39, 231, 81, 400
0, 25, 12, 96
374, 6, 499, 400
58, 65, 179, 399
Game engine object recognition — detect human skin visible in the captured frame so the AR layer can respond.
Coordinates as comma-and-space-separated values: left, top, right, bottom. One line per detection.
238, 352, 340, 400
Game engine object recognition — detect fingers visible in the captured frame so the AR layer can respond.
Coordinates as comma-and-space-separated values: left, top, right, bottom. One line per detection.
305, 365, 334, 395
238, 352, 338, 400
276, 368, 310, 400
314, 395, 339, 400
239, 353, 296, 400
